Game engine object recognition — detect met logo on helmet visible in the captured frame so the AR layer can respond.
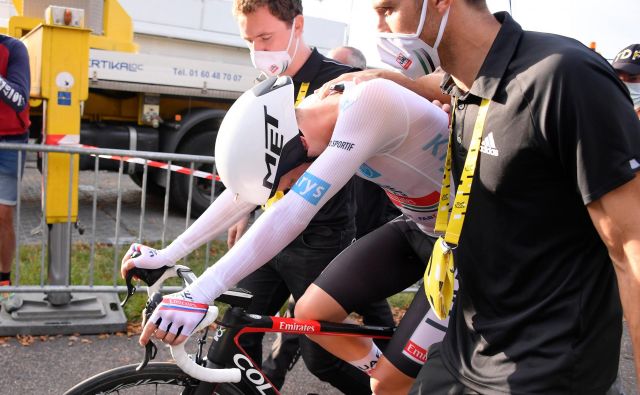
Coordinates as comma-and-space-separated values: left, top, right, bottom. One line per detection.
262, 105, 283, 190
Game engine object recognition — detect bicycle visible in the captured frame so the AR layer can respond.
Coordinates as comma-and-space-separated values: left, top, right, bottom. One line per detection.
64, 264, 396, 394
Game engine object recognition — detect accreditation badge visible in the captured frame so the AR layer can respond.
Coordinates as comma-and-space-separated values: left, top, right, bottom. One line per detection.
424, 237, 456, 320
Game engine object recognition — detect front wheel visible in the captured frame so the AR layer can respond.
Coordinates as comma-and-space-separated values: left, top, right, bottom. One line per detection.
64, 362, 244, 395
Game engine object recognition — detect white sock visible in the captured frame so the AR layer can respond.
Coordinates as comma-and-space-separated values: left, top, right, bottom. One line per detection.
348, 343, 382, 375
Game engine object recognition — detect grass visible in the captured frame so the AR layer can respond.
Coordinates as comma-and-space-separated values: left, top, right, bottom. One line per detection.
14, 241, 417, 324
388, 292, 415, 310
14, 241, 227, 321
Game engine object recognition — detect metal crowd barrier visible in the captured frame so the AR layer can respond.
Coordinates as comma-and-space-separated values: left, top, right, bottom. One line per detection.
0, 142, 420, 299
0, 142, 217, 296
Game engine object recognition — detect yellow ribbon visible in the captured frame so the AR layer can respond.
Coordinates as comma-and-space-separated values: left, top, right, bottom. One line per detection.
425, 98, 491, 319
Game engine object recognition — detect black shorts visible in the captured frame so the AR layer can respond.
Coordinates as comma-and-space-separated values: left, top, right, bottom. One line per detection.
408, 343, 480, 395
314, 216, 457, 377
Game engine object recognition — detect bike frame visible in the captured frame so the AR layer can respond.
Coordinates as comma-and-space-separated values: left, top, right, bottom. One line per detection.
196, 305, 395, 394
119, 265, 396, 394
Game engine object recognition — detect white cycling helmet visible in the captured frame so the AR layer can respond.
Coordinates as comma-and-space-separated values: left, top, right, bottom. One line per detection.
215, 76, 308, 206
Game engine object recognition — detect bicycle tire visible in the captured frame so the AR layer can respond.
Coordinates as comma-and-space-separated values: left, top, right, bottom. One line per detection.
64, 362, 245, 395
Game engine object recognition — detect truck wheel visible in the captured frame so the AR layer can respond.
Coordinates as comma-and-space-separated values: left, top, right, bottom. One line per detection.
129, 169, 166, 198
171, 131, 224, 217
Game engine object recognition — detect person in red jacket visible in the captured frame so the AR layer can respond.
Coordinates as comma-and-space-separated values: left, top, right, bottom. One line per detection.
0, 34, 30, 305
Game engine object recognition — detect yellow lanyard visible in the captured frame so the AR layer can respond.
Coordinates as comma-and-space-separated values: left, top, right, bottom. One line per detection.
424, 98, 491, 319
294, 82, 310, 107
263, 82, 311, 210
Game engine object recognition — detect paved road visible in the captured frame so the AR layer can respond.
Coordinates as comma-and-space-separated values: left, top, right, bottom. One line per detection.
0, 331, 339, 395
0, 322, 636, 394
3, 157, 638, 394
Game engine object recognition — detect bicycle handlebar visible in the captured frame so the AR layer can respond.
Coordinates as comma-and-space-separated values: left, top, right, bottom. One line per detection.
170, 304, 242, 383
123, 264, 242, 383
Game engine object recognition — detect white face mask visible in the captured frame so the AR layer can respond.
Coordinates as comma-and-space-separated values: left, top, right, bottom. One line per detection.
376, 0, 449, 80
625, 82, 640, 110
250, 22, 300, 77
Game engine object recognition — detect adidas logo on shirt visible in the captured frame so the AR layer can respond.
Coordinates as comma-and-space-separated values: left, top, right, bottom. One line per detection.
480, 132, 499, 157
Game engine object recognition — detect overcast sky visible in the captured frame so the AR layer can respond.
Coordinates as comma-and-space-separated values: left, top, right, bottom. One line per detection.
305, 0, 640, 66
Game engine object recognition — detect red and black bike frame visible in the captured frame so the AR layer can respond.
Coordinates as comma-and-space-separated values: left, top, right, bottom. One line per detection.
196, 306, 395, 395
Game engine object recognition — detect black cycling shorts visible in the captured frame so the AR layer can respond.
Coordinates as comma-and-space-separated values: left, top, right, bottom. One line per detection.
314, 216, 457, 378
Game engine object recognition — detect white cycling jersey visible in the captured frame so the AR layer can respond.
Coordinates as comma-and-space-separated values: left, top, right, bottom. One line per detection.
172, 79, 449, 303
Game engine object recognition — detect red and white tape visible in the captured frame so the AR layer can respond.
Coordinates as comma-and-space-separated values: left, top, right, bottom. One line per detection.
45, 134, 220, 181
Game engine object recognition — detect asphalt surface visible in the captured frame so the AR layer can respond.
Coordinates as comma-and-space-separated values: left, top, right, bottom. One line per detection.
0, 322, 636, 394
0, 331, 339, 395
1, 155, 638, 394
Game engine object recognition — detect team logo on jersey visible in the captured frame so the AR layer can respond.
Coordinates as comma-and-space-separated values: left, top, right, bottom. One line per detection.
339, 95, 356, 112
480, 132, 499, 157
339, 82, 362, 112
402, 340, 427, 364
422, 133, 448, 160
359, 163, 381, 179
630, 158, 640, 170
292, 171, 331, 205
385, 190, 439, 213
329, 140, 356, 151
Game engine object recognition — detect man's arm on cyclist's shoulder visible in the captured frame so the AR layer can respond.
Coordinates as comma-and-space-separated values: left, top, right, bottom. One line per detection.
316, 68, 449, 104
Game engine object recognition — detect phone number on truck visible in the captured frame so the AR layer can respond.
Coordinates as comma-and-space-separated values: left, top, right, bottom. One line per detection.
173, 68, 244, 82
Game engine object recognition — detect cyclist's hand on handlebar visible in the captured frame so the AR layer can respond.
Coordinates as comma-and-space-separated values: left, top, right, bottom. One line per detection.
140, 290, 208, 346
121, 243, 175, 280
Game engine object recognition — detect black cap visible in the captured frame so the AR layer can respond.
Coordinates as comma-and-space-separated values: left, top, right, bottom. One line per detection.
612, 44, 640, 76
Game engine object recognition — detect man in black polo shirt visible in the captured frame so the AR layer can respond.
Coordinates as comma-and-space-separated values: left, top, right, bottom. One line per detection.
229, 1, 394, 392
356, 0, 640, 393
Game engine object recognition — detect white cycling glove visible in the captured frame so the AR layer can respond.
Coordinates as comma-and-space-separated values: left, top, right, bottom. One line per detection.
147, 289, 209, 338
122, 242, 188, 270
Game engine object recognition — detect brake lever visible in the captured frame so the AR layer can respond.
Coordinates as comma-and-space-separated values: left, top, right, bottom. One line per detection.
121, 269, 138, 307
136, 339, 158, 371
120, 266, 171, 307
120, 250, 143, 307
136, 291, 164, 371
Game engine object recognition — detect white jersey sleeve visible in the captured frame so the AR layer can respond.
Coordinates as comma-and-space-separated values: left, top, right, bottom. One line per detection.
189, 79, 412, 303
160, 189, 257, 262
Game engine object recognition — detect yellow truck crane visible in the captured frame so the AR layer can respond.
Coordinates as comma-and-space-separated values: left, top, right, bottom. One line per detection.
1, 0, 348, 216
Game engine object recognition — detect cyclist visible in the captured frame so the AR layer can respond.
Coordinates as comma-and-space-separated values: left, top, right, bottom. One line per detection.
230, 2, 395, 392
122, 75, 453, 394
